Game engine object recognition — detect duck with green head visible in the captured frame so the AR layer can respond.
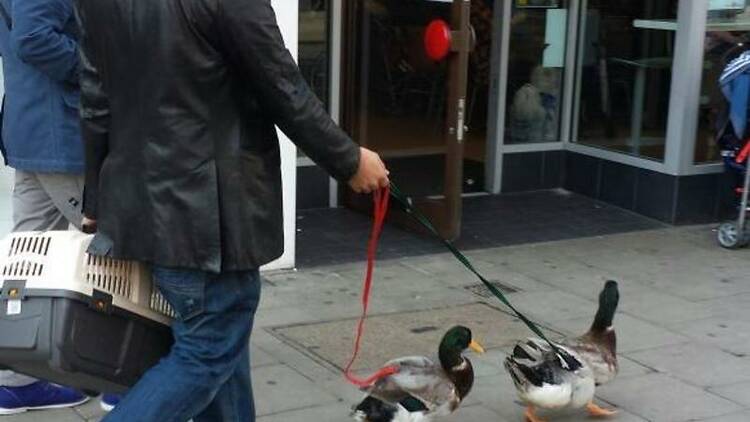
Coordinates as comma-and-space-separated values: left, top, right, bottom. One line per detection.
352, 326, 485, 422
505, 280, 620, 422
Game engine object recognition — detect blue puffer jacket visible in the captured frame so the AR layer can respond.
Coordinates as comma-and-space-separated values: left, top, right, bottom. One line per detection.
0, 0, 83, 174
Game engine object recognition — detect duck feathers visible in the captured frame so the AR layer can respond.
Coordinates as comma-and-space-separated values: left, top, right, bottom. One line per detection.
362, 356, 461, 417
561, 333, 618, 386
505, 338, 595, 410
352, 396, 430, 422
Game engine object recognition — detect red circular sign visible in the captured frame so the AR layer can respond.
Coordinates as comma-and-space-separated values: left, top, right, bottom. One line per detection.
424, 19, 452, 61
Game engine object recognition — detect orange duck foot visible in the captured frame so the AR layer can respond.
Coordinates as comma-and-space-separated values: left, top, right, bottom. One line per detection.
525, 405, 547, 422
587, 402, 618, 418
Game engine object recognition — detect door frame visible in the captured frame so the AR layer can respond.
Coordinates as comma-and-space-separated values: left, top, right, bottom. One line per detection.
264, 0, 299, 271
485, 0, 572, 194
337, 0, 473, 240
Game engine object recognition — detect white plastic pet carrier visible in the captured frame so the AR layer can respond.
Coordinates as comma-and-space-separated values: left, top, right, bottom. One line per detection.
0, 231, 174, 393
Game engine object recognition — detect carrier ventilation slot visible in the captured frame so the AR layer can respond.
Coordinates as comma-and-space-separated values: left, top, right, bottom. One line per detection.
85, 255, 134, 300
2, 236, 51, 277
149, 290, 176, 318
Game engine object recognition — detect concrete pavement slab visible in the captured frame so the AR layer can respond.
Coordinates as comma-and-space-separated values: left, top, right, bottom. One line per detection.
0, 409, 85, 422
251, 346, 280, 368
618, 290, 715, 325
71, 398, 106, 421
549, 313, 690, 353
627, 342, 750, 387
703, 410, 750, 422
252, 365, 340, 417
596, 373, 742, 422
616, 355, 659, 380
268, 302, 558, 374
256, 403, 353, 422
668, 316, 750, 356
501, 288, 604, 322
710, 381, 750, 407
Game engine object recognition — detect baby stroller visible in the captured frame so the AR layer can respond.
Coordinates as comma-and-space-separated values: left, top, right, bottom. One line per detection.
716, 50, 750, 249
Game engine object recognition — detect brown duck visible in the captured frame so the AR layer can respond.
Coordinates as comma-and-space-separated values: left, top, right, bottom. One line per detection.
505, 281, 620, 422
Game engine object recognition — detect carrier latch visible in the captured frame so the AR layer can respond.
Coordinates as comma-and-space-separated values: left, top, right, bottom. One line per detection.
1, 280, 27, 316
90, 290, 113, 314
0, 280, 27, 301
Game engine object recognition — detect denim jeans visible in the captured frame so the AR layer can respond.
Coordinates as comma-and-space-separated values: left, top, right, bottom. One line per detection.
104, 267, 261, 422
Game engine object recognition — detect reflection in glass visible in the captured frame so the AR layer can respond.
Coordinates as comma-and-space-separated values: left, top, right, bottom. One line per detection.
343, 0, 492, 196
345, 0, 450, 197
506, 1, 568, 144
299, 0, 330, 107
696, 4, 750, 164
574, 0, 678, 161
298, 0, 330, 158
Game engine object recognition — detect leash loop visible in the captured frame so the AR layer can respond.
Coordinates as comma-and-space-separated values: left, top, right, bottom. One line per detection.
344, 187, 399, 388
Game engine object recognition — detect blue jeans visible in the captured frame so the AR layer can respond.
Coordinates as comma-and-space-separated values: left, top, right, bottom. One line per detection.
104, 267, 261, 422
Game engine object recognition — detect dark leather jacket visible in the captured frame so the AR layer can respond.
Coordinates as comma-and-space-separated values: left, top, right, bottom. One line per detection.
76, 0, 360, 272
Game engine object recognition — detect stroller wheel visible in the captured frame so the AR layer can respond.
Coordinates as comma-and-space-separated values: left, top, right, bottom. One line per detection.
718, 222, 747, 249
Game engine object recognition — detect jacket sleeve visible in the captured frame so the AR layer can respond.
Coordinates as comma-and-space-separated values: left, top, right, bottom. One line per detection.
216, 0, 360, 182
76, 4, 109, 219
9, 0, 79, 84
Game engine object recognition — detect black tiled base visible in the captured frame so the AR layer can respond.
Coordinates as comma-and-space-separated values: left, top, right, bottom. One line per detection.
564, 151, 732, 224
296, 190, 663, 268
502, 150, 565, 193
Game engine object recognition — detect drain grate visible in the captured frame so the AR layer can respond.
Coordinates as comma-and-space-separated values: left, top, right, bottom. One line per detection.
464, 281, 520, 298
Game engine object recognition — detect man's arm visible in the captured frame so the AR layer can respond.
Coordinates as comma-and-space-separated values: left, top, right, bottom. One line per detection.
75, 3, 109, 221
10, 0, 79, 84
215, 0, 387, 190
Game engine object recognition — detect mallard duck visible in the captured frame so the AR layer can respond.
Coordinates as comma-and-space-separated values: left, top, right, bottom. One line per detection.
352, 326, 485, 422
504, 280, 620, 422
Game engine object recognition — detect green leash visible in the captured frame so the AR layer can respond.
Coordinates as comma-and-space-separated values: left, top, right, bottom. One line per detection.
389, 183, 564, 356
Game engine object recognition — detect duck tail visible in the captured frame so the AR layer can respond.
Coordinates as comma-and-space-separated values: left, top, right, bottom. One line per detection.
393, 405, 430, 422
352, 396, 398, 422
504, 355, 530, 390
504, 339, 557, 389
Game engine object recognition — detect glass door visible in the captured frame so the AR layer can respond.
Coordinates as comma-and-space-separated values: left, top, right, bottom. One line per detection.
341, 0, 472, 240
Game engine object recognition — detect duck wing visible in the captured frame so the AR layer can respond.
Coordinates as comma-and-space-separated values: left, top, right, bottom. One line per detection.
561, 335, 618, 386
505, 339, 574, 386
364, 356, 458, 415
504, 338, 593, 409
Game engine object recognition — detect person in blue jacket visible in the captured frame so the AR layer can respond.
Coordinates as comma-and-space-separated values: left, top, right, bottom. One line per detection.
0, 0, 95, 414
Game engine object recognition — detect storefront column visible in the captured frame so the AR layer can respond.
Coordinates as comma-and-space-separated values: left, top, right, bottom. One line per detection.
264, 0, 299, 271
664, 0, 708, 175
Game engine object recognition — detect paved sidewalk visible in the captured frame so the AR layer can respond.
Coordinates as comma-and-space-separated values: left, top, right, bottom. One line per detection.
4, 224, 750, 422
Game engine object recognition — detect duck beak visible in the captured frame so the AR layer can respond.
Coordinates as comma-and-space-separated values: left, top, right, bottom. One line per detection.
469, 340, 486, 354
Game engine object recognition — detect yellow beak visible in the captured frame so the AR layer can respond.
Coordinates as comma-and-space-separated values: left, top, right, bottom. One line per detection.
469, 340, 486, 354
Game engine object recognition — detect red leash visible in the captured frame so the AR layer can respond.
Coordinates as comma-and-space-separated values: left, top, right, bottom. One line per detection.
737, 141, 750, 164
344, 186, 400, 388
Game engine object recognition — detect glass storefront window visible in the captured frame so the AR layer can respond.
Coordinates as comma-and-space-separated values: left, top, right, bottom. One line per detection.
506, 0, 569, 144
695, 2, 750, 164
574, 0, 678, 161
299, 0, 330, 107
298, 0, 330, 158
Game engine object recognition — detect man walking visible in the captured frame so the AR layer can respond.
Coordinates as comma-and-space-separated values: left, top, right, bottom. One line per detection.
75, 0, 389, 421
0, 0, 89, 414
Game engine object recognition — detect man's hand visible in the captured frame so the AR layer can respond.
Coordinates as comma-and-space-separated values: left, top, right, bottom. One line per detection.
348, 147, 389, 194
81, 217, 97, 234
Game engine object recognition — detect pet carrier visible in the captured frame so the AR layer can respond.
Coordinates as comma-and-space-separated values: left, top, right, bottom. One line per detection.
0, 231, 173, 393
